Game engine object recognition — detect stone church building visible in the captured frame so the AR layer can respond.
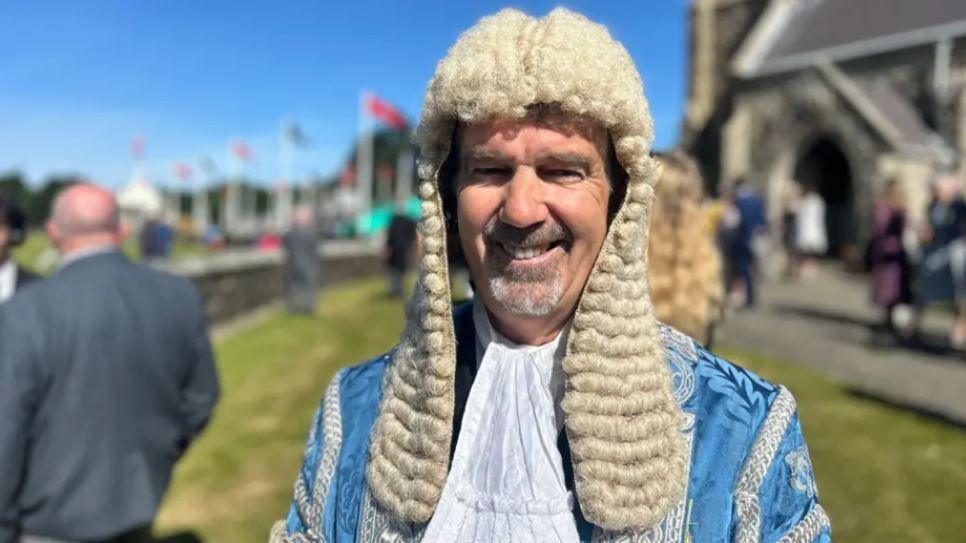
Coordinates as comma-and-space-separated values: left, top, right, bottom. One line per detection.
684, 0, 966, 256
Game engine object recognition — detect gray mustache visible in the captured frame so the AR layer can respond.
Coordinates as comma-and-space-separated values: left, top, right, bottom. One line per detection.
482, 218, 571, 247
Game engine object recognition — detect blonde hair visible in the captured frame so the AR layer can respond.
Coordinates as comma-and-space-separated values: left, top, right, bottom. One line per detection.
647, 151, 723, 343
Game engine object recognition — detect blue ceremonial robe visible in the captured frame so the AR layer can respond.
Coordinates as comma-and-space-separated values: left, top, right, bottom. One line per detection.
278, 304, 831, 542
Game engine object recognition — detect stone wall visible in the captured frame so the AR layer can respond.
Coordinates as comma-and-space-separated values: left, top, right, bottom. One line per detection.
162, 239, 384, 324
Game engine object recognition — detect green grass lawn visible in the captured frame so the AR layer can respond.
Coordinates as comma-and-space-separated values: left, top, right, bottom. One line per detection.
155, 279, 406, 542
12, 232, 55, 272
155, 280, 966, 543
716, 346, 966, 543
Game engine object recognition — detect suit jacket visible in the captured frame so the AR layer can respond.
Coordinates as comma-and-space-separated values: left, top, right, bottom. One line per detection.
385, 214, 417, 271
274, 303, 830, 542
283, 226, 320, 288
0, 251, 220, 543
13, 265, 39, 292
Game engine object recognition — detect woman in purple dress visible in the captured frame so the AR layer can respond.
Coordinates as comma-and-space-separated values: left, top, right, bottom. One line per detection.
868, 180, 912, 337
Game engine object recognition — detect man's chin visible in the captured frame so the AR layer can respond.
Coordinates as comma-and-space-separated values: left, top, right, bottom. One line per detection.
487, 278, 563, 317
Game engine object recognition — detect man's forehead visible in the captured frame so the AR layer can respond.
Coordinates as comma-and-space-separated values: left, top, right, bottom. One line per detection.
458, 109, 609, 156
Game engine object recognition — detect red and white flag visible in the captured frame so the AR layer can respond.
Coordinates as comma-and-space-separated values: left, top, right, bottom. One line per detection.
231, 140, 253, 162
171, 163, 193, 182
364, 94, 407, 129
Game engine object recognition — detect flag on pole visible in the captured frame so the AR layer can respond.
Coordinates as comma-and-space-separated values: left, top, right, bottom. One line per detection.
284, 122, 311, 147
171, 163, 193, 182
231, 140, 253, 162
130, 137, 146, 158
364, 94, 407, 129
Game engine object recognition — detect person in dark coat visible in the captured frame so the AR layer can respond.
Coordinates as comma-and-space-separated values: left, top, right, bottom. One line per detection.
385, 205, 418, 298
727, 179, 767, 307
0, 183, 219, 543
283, 205, 320, 314
0, 192, 39, 303
917, 175, 966, 349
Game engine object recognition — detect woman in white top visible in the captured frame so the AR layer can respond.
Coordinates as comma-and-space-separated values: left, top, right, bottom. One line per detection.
795, 186, 827, 280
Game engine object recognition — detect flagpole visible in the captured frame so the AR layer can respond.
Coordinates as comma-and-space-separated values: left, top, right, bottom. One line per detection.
395, 143, 414, 205
278, 120, 295, 232
276, 121, 284, 231
226, 148, 237, 236
193, 163, 209, 235
356, 90, 374, 232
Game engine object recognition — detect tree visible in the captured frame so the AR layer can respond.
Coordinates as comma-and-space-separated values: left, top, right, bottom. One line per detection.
0, 171, 34, 223
29, 175, 82, 223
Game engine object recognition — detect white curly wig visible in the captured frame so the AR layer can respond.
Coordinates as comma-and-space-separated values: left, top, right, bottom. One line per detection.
365, 7, 688, 531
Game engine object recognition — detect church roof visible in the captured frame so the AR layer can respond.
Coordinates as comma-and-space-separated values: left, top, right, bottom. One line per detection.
851, 78, 938, 149
817, 62, 954, 161
734, 0, 966, 77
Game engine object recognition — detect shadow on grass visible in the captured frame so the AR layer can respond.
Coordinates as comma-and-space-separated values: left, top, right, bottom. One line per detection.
154, 531, 204, 543
770, 303, 955, 358
846, 386, 966, 430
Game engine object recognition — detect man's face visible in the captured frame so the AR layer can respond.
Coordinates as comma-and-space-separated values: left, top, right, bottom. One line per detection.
455, 113, 611, 319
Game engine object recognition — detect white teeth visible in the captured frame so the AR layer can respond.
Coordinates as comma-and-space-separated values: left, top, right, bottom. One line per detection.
508, 244, 550, 260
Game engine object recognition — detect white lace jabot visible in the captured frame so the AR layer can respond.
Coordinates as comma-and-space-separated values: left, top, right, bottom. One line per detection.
421, 301, 578, 542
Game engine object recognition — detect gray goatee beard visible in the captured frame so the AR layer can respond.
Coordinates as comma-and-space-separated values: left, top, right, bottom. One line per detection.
489, 274, 564, 316
483, 218, 569, 317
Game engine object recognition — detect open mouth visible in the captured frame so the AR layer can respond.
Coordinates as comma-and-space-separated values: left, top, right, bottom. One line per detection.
496, 239, 567, 261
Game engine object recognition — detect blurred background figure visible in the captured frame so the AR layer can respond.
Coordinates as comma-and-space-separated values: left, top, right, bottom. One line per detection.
917, 175, 966, 350
202, 223, 226, 251
256, 228, 282, 252
795, 186, 828, 281
283, 205, 320, 315
648, 150, 723, 346
780, 183, 801, 279
0, 183, 219, 543
725, 178, 767, 308
867, 179, 913, 341
139, 212, 174, 262
0, 192, 38, 304
384, 200, 417, 298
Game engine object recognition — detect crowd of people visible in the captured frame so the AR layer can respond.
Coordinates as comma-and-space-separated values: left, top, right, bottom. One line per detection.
654, 157, 966, 354
866, 174, 966, 350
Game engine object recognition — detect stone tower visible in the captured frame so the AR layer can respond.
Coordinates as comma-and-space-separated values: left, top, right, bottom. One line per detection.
684, 0, 768, 188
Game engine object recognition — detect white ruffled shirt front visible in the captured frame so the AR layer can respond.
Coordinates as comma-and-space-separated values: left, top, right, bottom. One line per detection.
422, 301, 579, 542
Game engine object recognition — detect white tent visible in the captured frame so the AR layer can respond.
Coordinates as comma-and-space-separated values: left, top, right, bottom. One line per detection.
117, 175, 162, 217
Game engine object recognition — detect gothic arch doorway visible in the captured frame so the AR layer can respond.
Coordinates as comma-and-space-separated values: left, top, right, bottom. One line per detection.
793, 137, 855, 256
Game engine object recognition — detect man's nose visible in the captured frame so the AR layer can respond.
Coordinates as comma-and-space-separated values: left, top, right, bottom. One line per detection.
499, 168, 548, 228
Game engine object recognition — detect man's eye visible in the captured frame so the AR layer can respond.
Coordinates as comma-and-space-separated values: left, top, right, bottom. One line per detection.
473, 167, 510, 176
544, 169, 583, 181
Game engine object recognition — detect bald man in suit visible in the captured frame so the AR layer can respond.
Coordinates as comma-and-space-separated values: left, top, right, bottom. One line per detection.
0, 184, 220, 543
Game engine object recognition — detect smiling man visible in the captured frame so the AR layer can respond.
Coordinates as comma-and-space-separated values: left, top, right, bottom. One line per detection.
272, 8, 830, 543
455, 111, 613, 339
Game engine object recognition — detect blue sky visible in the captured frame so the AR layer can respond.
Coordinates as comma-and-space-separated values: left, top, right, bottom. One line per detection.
0, 0, 689, 189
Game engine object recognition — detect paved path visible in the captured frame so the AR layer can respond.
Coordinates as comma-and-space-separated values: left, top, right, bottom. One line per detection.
717, 267, 966, 426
